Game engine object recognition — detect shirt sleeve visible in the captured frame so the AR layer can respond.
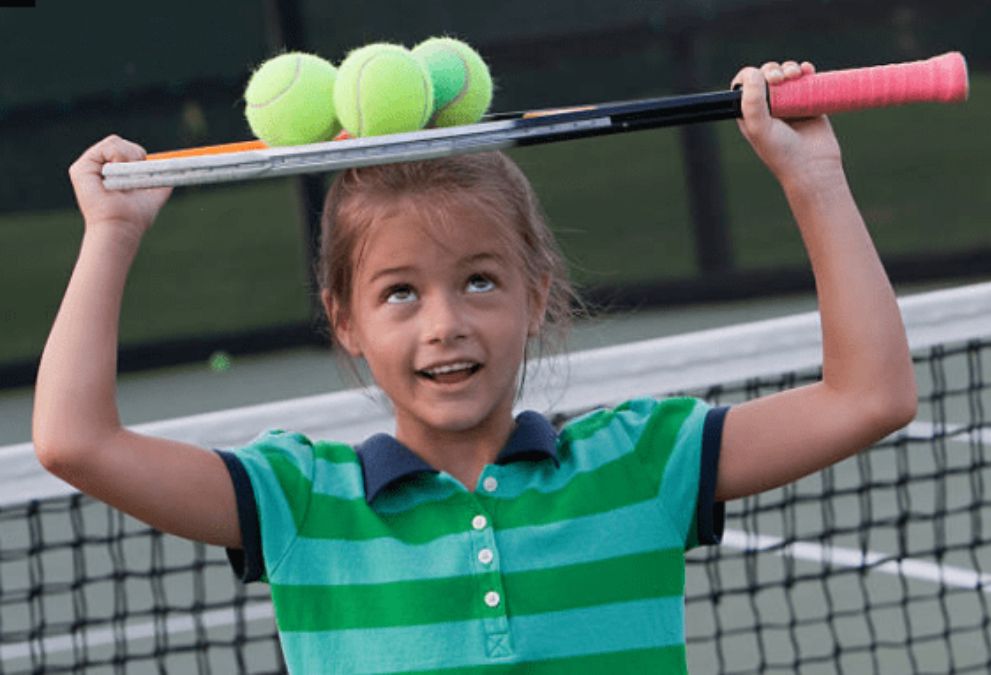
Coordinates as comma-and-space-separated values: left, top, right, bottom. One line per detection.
694, 405, 728, 547
621, 397, 727, 550
215, 430, 318, 583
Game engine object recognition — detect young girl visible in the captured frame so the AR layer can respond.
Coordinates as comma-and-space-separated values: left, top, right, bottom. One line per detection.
33, 60, 916, 673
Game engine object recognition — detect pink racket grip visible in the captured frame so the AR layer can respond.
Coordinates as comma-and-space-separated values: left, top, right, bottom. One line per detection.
768, 52, 969, 118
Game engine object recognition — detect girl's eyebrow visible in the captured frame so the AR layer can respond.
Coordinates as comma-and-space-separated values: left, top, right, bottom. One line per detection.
368, 265, 415, 284
461, 252, 505, 265
368, 253, 504, 283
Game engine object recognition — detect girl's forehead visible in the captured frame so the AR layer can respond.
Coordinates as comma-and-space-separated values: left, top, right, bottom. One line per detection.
357, 195, 519, 268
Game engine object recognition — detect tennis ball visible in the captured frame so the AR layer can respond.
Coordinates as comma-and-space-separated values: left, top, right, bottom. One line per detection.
208, 350, 232, 373
412, 37, 493, 127
333, 43, 434, 137
244, 52, 340, 147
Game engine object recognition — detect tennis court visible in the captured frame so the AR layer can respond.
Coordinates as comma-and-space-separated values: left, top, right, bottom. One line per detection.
2, 282, 988, 673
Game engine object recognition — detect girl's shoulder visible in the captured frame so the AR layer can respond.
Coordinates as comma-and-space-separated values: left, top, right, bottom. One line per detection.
231, 429, 360, 475
559, 396, 708, 445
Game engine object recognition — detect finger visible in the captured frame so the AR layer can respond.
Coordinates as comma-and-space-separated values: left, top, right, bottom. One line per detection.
70, 136, 147, 183
82, 135, 146, 168
801, 61, 816, 75
730, 64, 759, 90
95, 135, 147, 164
737, 67, 771, 133
761, 61, 785, 84
781, 60, 802, 79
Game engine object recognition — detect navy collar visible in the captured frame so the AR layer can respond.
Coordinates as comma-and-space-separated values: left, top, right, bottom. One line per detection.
355, 411, 559, 503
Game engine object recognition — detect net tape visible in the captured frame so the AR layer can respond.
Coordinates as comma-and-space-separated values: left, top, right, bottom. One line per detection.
1, 282, 989, 673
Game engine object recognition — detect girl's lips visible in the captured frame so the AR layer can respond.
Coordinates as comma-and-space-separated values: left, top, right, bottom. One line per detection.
416, 362, 482, 384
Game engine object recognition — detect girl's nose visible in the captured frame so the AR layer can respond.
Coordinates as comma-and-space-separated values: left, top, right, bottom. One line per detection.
423, 292, 468, 344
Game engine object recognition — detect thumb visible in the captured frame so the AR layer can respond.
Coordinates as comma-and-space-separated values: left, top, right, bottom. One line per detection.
731, 67, 772, 138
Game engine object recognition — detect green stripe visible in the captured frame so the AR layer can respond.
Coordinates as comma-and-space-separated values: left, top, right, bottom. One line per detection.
400, 645, 687, 674
312, 440, 360, 464
505, 548, 683, 616
490, 449, 657, 531
559, 398, 650, 445
633, 397, 697, 489
273, 569, 496, 631
305, 490, 477, 543
265, 448, 312, 531
271, 548, 683, 631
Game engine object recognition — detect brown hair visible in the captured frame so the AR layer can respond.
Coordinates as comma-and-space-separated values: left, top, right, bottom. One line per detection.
317, 151, 581, 383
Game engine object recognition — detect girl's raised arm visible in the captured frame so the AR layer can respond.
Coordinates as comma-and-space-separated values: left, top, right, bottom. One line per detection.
714, 62, 918, 501
32, 136, 241, 548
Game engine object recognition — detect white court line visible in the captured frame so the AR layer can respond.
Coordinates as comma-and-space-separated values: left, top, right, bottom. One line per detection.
903, 419, 991, 445
720, 529, 991, 590
0, 600, 273, 663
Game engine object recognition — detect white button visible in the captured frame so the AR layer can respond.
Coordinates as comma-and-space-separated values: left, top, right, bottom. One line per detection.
478, 548, 494, 564
484, 591, 501, 607
471, 515, 488, 530
482, 476, 499, 492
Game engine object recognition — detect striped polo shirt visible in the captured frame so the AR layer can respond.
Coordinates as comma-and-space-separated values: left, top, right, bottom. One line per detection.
218, 396, 727, 674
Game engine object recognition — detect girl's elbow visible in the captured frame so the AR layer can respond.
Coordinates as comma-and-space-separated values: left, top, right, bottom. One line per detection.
32, 426, 102, 481
33, 433, 81, 479
887, 391, 918, 432
869, 376, 918, 436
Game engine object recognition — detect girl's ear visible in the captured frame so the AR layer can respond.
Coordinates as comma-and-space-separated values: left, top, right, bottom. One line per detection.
527, 274, 552, 337
322, 289, 362, 357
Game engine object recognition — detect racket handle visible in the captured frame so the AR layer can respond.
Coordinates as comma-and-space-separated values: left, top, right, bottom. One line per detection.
768, 52, 969, 118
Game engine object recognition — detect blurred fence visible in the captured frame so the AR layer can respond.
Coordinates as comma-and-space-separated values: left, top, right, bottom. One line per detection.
1, 0, 989, 387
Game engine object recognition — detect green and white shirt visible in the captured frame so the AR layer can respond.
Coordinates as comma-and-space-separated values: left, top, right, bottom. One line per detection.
219, 396, 727, 674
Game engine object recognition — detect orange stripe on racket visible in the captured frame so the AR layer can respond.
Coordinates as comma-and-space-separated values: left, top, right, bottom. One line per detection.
146, 140, 269, 161
145, 131, 355, 161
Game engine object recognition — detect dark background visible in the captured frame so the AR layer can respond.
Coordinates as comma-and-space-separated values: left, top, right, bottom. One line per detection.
1, 0, 988, 388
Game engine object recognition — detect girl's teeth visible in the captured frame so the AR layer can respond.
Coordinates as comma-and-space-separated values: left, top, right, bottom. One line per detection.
429, 362, 472, 375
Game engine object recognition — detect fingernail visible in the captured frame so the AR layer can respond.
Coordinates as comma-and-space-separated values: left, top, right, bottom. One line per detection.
770, 68, 784, 80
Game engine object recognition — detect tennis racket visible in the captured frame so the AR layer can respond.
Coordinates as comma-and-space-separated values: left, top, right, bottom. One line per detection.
102, 52, 968, 191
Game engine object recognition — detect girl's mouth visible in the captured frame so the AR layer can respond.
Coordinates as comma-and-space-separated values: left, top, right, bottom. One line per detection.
416, 361, 482, 384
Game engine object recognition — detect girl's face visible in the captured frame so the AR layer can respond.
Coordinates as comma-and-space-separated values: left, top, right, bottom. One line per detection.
331, 195, 546, 451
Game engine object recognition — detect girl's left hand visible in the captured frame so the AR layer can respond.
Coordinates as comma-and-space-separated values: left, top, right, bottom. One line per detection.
731, 61, 844, 188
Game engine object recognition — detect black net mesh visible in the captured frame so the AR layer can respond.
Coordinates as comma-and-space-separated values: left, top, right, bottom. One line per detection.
683, 340, 990, 674
1, 340, 988, 673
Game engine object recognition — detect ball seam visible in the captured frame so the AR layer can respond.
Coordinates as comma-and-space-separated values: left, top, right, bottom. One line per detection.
352, 50, 430, 136
428, 47, 472, 127
246, 54, 304, 110
419, 59, 433, 128
353, 53, 381, 137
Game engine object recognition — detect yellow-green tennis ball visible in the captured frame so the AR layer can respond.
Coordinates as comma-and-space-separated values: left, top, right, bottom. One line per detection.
412, 37, 493, 127
208, 350, 232, 373
333, 43, 434, 137
244, 52, 340, 146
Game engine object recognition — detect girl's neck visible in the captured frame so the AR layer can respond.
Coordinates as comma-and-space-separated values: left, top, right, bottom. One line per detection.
395, 411, 516, 491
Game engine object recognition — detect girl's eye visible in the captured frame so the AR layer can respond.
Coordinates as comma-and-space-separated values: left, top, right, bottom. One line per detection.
385, 285, 417, 304
466, 274, 496, 293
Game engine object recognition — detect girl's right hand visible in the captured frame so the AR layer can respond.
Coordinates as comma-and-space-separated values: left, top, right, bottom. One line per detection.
69, 135, 173, 239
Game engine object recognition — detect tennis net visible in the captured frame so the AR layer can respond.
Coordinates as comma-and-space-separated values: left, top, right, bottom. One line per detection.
1, 281, 989, 673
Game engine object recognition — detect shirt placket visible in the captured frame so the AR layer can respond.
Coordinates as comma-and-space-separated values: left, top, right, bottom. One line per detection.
467, 467, 512, 660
